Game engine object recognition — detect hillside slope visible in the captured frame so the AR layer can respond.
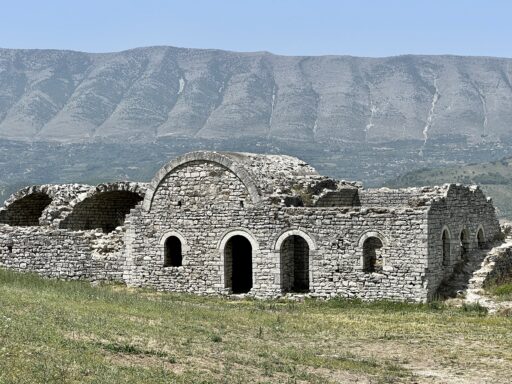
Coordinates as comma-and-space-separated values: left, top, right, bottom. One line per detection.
1, 46, 512, 143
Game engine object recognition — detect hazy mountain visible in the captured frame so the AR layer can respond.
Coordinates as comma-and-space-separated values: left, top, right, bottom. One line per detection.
1, 46, 512, 144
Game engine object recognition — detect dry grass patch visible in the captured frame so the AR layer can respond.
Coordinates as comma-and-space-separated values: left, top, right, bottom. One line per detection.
1, 269, 512, 383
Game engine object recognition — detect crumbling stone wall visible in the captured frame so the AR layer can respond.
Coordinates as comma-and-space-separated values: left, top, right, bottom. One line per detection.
426, 185, 501, 297
0, 225, 125, 282
0, 151, 502, 303
60, 191, 143, 233
359, 188, 426, 207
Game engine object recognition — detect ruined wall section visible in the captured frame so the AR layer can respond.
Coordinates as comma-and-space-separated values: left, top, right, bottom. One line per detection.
426, 184, 501, 297
0, 225, 126, 282
0, 184, 92, 227
56, 182, 147, 230
359, 187, 438, 208
0, 182, 148, 283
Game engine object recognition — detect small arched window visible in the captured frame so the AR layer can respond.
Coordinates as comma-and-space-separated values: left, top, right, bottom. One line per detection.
164, 236, 182, 267
362, 236, 383, 273
442, 229, 451, 266
477, 228, 485, 249
460, 228, 470, 259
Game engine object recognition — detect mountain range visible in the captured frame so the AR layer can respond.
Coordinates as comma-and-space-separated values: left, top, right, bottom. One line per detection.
1, 46, 512, 144
1, 46, 512, 217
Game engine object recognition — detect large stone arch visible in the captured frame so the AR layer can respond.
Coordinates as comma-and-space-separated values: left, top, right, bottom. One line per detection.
0, 186, 53, 226
59, 182, 146, 233
143, 151, 262, 212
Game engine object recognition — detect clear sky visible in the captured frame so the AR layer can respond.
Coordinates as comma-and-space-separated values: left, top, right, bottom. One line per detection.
1, 0, 510, 58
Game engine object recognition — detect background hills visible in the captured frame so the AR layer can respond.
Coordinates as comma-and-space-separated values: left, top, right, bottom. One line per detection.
1, 46, 512, 216
1, 46, 512, 143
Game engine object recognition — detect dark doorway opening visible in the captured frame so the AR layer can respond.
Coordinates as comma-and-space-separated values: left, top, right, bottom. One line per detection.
460, 229, 470, 260
280, 235, 310, 293
164, 236, 182, 267
477, 228, 485, 249
225, 235, 252, 294
442, 229, 451, 266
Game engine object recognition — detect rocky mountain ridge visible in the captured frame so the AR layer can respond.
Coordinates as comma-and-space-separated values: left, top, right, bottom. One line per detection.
1, 46, 512, 143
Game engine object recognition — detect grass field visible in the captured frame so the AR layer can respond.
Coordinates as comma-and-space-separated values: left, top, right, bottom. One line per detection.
1, 269, 512, 384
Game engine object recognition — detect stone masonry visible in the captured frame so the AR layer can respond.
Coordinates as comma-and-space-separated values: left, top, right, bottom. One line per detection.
0, 151, 505, 302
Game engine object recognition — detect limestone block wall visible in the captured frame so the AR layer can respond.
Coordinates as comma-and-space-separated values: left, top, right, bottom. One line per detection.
123, 159, 431, 301
0, 151, 502, 304
426, 185, 501, 297
359, 189, 422, 207
124, 203, 430, 301
0, 225, 125, 282
315, 189, 360, 207
277, 207, 429, 301
123, 161, 254, 295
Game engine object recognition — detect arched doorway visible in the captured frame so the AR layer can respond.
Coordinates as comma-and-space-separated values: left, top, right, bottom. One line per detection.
164, 236, 182, 267
477, 228, 485, 249
442, 229, 451, 266
280, 235, 310, 293
362, 236, 384, 273
460, 228, 470, 260
224, 235, 252, 294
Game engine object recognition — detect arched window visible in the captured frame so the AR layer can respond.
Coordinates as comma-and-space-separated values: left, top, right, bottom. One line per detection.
362, 236, 383, 273
442, 229, 451, 266
280, 235, 310, 293
164, 236, 182, 267
460, 228, 470, 259
477, 228, 485, 249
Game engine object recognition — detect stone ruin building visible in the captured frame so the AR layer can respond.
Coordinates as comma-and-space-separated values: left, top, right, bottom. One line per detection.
0, 151, 509, 302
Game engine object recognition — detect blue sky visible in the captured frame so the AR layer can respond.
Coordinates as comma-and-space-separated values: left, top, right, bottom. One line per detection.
1, 0, 510, 57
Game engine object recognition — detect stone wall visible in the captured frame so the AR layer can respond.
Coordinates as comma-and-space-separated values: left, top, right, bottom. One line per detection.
0, 225, 125, 282
359, 188, 423, 207
124, 158, 431, 301
0, 152, 502, 303
426, 185, 501, 297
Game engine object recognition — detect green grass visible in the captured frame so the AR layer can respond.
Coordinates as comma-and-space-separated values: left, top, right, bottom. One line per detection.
1, 269, 512, 383
486, 277, 512, 301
